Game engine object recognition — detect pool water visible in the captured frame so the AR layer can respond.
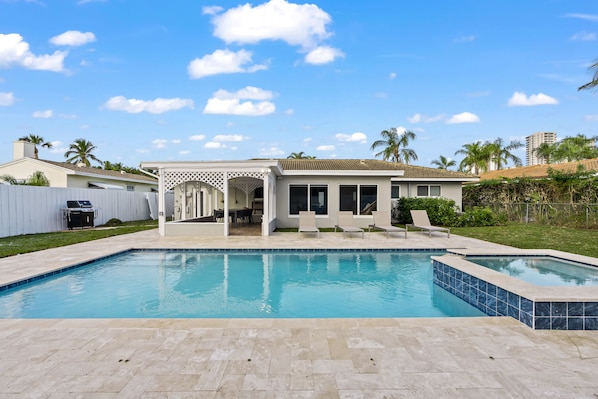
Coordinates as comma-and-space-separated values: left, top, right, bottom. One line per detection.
466, 256, 598, 287
0, 250, 485, 318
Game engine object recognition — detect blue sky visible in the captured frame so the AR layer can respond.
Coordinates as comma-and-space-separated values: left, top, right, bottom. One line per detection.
1, 0, 597, 169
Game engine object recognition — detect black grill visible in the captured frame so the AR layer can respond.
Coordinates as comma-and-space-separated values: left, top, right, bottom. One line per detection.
65, 200, 95, 229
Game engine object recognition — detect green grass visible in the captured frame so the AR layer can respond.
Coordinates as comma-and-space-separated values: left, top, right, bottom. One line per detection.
452, 224, 598, 258
0, 220, 158, 258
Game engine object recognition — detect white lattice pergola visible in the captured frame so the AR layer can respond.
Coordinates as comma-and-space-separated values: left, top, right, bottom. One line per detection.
140, 160, 281, 237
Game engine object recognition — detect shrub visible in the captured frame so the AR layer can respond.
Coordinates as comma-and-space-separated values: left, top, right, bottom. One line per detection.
103, 218, 123, 226
455, 206, 505, 227
395, 197, 458, 226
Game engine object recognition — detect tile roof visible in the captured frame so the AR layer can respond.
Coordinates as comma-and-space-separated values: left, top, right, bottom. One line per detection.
40, 159, 158, 183
479, 158, 598, 180
278, 159, 476, 179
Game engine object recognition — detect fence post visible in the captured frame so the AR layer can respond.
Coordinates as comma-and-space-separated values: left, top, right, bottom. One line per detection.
526, 204, 529, 223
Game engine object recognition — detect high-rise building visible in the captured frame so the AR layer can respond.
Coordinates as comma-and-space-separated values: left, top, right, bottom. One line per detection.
526, 132, 557, 166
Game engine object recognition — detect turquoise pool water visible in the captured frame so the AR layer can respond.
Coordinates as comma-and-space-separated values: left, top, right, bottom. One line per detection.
466, 256, 598, 287
0, 250, 485, 318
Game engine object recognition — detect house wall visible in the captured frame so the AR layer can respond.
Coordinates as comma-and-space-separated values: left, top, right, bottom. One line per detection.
0, 162, 68, 187
66, 175, 156, 192
396, 181, 463, 207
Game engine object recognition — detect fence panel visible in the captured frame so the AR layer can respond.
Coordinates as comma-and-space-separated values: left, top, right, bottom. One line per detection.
0, 185, 168, 238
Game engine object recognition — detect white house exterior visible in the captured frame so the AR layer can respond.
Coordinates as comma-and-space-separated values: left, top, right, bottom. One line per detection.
140, 158, 478, 237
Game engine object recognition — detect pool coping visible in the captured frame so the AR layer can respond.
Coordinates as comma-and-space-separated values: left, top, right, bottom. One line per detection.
432, 249, 598, 330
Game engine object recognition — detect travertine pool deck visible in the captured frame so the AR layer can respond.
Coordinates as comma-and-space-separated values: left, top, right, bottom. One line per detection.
0, 229, 597, 398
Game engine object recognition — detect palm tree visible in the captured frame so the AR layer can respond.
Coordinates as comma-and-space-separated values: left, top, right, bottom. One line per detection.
533, 142, 556, 164
64, 139, 102, 167
552, 134, 598, 162
487, 138, 523, 170
370, 128, 418, 163
18, 134, 53, 159
455, 141, 491, 174
0, 171, 49, 186
430, 155, 456, 170
287, 151, 316, 159
578, 59, 598, 92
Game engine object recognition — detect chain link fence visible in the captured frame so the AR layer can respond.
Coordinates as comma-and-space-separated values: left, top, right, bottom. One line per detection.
463, 202, 598, 229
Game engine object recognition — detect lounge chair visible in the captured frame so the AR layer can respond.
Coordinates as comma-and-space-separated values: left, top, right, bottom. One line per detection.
368, 210, 407, 238
334, 211, 364, 238
408, 210, 450, 238
298, 210, 320, 238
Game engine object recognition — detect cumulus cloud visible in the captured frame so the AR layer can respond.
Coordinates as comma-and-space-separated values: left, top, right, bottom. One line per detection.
32, 109, 52, 118
203, 86, 276, 116
570, 31, 596, 41
152, 139, 168, 149
204, 141, 226, 149
316, 145, 335, 151
49, 31, 96, 46
564, 13, 598, 22
446, 112, 480, 124
179, 150, 191, 155
104, 96, 194, 114
0, 33, 67, 72
189, 134, 206, 141
213, 134, 247, 142
336, 132, 367, 143
188, 49, 268, 79
389, 72, 396, 80
259, 146, 285, 156
407, 113, 445, 123
304, 46, 344, 65
208, 0, 332, 49
0, 92, 15, 106
507, 91, 558, 106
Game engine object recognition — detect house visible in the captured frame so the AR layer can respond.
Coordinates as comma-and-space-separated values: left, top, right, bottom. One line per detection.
479, 158, 598, 181
140, 158, 478, 237
0, 141, 158, 192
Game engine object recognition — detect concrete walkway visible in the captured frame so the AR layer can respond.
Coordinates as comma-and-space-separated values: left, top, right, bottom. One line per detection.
0, 229, 597, 398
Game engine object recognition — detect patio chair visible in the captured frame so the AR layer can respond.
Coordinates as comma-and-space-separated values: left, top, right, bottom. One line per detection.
334, 211, 364, 238
298, 210, 320, 238
369, 211, 407, 238
408, 210, 450, 238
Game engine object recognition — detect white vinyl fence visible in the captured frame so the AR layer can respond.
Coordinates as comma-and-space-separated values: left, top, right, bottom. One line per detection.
0, 185, 173, 238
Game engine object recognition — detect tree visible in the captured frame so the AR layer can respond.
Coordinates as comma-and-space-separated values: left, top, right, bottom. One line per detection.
430, 155, 456, 170
578, 59, 598, 92
0, 171, 49, 186
287, 152, 316, 159
455, 141, 491, 174
533, 142, 556, 164
487, 138, 523, 170
370, 128, 418, 163
552, 134, 598, 162
18, 134, 53, 159
64, 139, 102, 167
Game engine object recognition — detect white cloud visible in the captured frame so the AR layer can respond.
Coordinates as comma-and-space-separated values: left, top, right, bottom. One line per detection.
152, 139, 168, 149
446, 112, 480, 124
0, 92, 15, 106
209, 0, 332, 49
179, 150, 191, 155
389, 72, 396, 80
507, 91, 558, 106
570, 31, 596, 41
202, 5, 223, 15
304, 46, 344, 65
203, 86, 276, 116
285, 108, 294, 115
171, 139, 181, 144
259, 146, 285, 156
213, 134, 247, 142
454, 35, 475, 43
49, 31, 96, 46
585, 115, 598, 121
104, 96, 194, 114
32, 109, 52, 118
0, 33, 67, 72
407, 113, 445, 123
564, 13, 598, 22
336, 132, 367, 143
204, 141, 225, 149
189, 134, 206, 141
188, 49, 267, 79
316, 145, 335, 151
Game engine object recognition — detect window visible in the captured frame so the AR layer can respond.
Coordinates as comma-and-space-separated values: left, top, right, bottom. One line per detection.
391, 183, 400, 199
417, 185, 441, 197
289, 184, 328, 215
339, 185, 377, 215
127, 185, 135, 192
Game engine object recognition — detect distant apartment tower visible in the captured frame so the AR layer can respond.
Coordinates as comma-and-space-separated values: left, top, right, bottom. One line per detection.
526, 131, 557, 166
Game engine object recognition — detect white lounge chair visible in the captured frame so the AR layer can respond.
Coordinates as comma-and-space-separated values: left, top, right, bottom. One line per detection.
334, 211, 364, 238
408, 210, 450, 238
298, 210, 320, 238
368, 210, 407, 238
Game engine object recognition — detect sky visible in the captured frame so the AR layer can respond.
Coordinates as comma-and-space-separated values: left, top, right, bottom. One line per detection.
0, 0, 597, 169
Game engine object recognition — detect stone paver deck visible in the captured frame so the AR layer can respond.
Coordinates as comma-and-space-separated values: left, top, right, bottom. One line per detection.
0, 229, 597, 398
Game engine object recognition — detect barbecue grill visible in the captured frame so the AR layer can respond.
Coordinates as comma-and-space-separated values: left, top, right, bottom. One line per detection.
64, 200, 95, 229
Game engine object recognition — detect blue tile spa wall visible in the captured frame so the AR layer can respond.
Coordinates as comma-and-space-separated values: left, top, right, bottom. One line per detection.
432, 260, 598, 330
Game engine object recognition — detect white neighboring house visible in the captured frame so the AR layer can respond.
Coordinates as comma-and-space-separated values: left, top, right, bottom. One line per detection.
0, 141, 158, 191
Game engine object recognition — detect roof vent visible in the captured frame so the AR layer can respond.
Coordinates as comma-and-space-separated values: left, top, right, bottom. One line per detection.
76, 162, 85, 167
360, 159, 366, 164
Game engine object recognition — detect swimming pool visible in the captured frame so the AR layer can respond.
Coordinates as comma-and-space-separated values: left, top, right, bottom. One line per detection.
465, 256, 598, 287
0, 249, 485, 318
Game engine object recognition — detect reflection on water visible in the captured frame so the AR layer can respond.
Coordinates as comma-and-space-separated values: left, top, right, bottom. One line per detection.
0, 251, 485, 318
467, 256, 598, 286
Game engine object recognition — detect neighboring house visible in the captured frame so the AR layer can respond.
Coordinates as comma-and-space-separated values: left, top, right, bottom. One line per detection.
0, 141, 158, 192
479, 158, 598, 181
140, 158, 478, 237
